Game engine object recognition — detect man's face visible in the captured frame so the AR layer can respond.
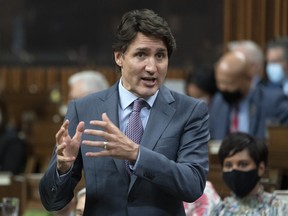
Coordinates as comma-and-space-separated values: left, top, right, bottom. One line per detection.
266, 47, 288, 74
114, 32, 168, 98
267, 47, 285, 64
215, 53, 253, 104
215, 62, 249, 94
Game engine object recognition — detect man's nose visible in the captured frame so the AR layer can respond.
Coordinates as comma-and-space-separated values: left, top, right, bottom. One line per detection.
145, 57, 157, 72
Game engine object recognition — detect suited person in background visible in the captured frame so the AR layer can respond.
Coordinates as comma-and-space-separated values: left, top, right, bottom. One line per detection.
39, 9, 210, 216
209, 51, 288, 140
265, 37, 288, 96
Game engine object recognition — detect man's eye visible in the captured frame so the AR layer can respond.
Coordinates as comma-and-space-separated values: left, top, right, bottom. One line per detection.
136, 52, 146, 57
156, 53, 166, 59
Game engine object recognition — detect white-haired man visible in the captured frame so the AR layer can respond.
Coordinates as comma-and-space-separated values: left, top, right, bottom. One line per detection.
68, 70, 109, 100
228, 40, 264, 79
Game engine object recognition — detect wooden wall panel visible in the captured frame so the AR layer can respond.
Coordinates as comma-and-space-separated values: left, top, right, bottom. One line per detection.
224, 0, 288, 49
0, 66, 186, 128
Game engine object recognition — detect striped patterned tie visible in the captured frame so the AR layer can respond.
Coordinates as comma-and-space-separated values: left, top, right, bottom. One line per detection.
124, 98, 145, 175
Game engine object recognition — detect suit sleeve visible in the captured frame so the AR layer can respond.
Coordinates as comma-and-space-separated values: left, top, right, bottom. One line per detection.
39, 101, 83, 211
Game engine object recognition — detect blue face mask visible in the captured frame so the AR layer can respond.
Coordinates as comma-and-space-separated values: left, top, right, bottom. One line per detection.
266, 63, 285, 84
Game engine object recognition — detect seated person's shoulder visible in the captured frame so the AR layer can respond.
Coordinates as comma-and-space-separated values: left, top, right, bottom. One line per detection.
267, 191, 288, 209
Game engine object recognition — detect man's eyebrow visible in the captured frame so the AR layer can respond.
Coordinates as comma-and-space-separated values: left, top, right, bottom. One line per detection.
156, 48, 167, 54
134, 47, 167, 52
135, 47, 149, 52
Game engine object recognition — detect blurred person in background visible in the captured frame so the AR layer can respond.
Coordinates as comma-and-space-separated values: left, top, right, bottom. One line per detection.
0, 98, 26, 174
59, 70, 110, 117
183, 181, 221, 216
68, 70, 110, 100
209, 51, 288, 140
75, 188, 86, 216
185, 66, 218, 107
228, 40, 265, 80
265, 37, 288, 96
211, 132, 288, 215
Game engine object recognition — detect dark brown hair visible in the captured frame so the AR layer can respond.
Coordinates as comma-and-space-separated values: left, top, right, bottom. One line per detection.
218, 132, 268, 167
112, 9, 176, 73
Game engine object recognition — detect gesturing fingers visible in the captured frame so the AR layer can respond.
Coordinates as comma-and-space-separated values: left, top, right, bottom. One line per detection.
56, 120, 69, 144
73, 121, 85, 142
101, 113, 121, 133
55, 143, 75, 164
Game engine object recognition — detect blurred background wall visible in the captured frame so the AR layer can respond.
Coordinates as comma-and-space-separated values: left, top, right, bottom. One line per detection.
0, 0, 223, 68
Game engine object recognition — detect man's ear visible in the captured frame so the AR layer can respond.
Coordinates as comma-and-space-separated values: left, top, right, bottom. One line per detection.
114, 52, 122, 67
258, 161, 266, 177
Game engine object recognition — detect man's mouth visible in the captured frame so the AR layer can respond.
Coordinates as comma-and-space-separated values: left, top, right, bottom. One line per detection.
141, 77, 157, 86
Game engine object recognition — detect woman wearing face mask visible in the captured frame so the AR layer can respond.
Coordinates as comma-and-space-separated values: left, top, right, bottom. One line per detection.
210, 132, 288, 215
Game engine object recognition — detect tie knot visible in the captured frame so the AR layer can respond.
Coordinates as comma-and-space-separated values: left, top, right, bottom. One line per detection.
132, 98, 145, 112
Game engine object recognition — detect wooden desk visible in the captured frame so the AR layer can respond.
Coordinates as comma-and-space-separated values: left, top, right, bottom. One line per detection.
267, 126, 288, 169
0, 174, 26, 215
267, 126, 288, 189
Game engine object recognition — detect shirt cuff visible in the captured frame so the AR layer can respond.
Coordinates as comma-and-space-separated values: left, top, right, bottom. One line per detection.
129, 149, 141, 172
56, 165, 73, 184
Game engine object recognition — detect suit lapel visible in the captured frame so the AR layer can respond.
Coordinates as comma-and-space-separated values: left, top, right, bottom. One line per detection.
141, 90, 176, 150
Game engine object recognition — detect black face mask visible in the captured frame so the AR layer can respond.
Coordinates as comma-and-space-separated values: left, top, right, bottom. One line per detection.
220, 90, 243, 105
222, 169, 260, 198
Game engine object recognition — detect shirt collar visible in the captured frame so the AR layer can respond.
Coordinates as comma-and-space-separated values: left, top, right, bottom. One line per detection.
118, 78, 158, 110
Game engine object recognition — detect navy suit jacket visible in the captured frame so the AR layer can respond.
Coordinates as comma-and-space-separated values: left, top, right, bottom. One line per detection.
39, 82, 210, 216
209, 83, 288, 140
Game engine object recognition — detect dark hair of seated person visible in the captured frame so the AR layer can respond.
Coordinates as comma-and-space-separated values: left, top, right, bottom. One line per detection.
218, 132, 268, 168
185, 66, 218, 97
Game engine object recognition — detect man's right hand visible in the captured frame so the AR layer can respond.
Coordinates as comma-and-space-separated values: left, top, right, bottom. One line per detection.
56, 120, 85, 175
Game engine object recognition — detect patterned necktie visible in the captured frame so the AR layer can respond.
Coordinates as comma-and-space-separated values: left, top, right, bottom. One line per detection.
124, 98, 145, 175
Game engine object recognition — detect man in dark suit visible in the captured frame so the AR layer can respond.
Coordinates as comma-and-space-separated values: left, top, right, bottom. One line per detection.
209, 51, 288, 140
39, 9, 210, 215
